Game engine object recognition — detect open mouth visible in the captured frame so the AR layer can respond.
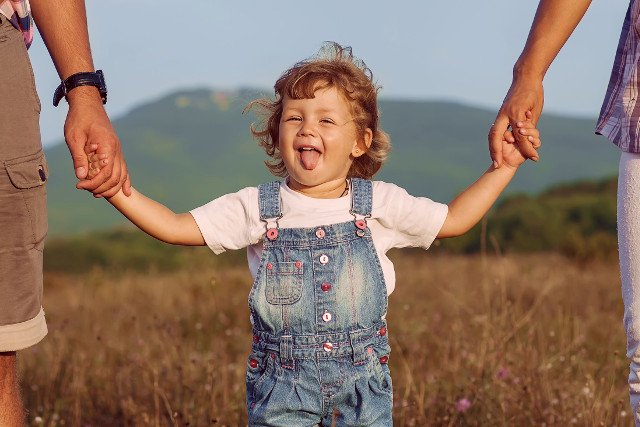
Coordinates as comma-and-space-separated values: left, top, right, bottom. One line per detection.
299, 147, 321, 170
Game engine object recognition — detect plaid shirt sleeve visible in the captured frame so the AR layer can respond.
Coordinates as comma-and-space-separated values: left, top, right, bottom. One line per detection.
596, 0, 640, 153
0, 0, 33, 48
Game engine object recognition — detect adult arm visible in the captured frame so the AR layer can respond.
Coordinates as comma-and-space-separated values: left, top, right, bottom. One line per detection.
108, 189, 205, 246
29, 0, 131, 197
488, 0, 592, 167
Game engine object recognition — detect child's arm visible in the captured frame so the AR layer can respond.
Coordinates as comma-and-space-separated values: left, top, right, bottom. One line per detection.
107, 189, 205, 246
437, 164, 517, 238
437, 118, 540, 238
87, 152, 204, 245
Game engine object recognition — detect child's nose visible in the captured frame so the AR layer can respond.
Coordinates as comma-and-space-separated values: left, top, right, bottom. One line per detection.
297, 121, 316, 137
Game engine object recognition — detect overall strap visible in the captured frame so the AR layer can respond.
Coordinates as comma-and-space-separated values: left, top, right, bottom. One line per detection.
350, 178, 373, 218
258, 181, 282, 221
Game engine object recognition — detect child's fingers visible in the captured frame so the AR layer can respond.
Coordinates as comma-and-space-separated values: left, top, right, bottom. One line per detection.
88, 152, 109, 162
84, 143, 98, 155
518, 126, 540, 138
504, 129, 515, 143
528, 136, 542, 149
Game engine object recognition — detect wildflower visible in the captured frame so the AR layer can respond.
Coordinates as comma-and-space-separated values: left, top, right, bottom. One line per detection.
496, 366, 509, 380
456, 398, 471, 413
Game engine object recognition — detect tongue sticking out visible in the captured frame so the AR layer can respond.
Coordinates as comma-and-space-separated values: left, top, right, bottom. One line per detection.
300, 149, 320, 170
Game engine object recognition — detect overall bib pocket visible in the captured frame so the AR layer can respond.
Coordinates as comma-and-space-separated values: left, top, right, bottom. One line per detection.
265, 261, 304, 304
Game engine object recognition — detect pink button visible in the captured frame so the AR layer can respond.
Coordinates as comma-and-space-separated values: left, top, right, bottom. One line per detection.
295, 261, 302, 268
379, 355, 389, 364
266, 228, 278, 240
379, 327, 387, 336
266, 263, 273, 270
367, 347, 374, 355
323, 342, 334, 352
355, 220, 367, 230
321, 283, 332, 292
322, 312, 332, 322
319, 254, 329, 264
315, 228, 326, 238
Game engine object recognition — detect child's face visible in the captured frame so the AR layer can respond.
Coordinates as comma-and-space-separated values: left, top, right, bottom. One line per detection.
279, 86, 369, 192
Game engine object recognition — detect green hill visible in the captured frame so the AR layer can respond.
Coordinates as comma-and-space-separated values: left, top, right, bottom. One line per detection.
44, 88, 620, 235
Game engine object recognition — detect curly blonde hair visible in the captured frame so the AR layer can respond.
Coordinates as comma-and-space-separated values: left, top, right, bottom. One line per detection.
248, 42, 391, 179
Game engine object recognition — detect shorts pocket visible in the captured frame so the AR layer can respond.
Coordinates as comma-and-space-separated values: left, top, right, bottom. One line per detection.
265, 261, 304, 304
3, 151, 48, 250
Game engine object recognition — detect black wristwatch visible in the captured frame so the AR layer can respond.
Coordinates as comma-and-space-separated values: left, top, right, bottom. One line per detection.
53, 70, 107, 107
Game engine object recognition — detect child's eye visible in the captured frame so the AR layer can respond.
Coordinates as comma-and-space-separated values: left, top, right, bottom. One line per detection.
320, 118, 336, 125
285, 116, 302, 122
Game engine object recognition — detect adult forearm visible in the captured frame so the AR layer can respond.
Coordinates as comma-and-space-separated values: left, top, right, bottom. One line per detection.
30, 0, 102, 105
514, 0, 592, 82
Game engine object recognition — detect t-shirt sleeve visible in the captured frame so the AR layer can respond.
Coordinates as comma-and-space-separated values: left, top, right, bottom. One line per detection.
189, 187, 261, 254
375, 182, 448, 250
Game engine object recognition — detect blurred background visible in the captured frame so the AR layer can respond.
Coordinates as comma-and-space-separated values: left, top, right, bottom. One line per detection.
32, 1, 625, 147
23, 2, 634, 425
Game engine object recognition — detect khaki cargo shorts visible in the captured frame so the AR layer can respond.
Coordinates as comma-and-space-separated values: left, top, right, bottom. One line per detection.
0, 16, 48, 351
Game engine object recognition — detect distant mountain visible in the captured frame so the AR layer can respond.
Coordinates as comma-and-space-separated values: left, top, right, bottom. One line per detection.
44, 88, 620, 235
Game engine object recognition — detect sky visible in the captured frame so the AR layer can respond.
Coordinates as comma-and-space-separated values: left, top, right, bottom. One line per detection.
29, 1, 629, 147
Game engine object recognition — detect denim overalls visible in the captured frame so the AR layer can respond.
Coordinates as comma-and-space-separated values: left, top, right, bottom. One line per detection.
246, 178, 393, 426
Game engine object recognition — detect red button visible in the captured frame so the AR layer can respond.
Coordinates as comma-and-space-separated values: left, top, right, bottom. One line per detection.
379, 327, 387, 336
253, 335, 260, 343
249, 358, 259, 368
379, 355, 389, 364
321, 283, 332, 292
266, 228, 278, 240
266, 263, 273, 270
355, 220, 367, 230
323, 342, 334, 352
270, 353, 276, 359
295, 261, 302, 268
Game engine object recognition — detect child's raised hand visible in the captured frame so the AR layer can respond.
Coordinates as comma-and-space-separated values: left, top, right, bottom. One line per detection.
86, 149, 110, 180
502, 111, 541, 169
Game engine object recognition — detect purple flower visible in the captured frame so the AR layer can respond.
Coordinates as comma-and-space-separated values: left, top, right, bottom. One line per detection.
496, 366, 509, 380
456, 398, 472, 412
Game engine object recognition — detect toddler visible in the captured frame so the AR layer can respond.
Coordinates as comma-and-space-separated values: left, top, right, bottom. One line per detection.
92, 43, 540, 426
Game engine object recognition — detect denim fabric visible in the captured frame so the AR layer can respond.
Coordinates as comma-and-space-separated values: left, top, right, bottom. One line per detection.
247, 179, 393, 426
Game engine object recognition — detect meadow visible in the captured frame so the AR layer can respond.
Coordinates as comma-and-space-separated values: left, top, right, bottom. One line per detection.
20, 249, 628, 426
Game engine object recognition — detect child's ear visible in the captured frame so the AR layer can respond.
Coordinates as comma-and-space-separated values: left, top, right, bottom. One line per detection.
352, 128, 373, 158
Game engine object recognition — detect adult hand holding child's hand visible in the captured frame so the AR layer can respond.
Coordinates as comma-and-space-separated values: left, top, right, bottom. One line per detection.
489, 77, 543, 167
64, 90, 132, 198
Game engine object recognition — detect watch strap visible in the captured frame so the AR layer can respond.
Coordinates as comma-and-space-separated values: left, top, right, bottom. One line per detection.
53, 70, 107, 107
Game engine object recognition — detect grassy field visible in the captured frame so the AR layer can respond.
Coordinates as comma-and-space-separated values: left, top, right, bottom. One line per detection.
20, 250, 629, 426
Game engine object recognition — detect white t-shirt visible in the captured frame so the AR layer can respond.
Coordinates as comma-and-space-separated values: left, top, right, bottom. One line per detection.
190, 180, 448, 295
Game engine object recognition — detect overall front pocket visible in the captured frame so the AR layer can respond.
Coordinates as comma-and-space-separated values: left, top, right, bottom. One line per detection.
265, 261, 304, 305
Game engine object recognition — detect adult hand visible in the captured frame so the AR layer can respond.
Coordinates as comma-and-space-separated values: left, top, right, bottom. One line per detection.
489, 77, 544, 167
64, 88, 131, 197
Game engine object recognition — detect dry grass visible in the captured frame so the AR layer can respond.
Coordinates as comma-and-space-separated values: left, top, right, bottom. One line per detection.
19, 251, 629, 426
